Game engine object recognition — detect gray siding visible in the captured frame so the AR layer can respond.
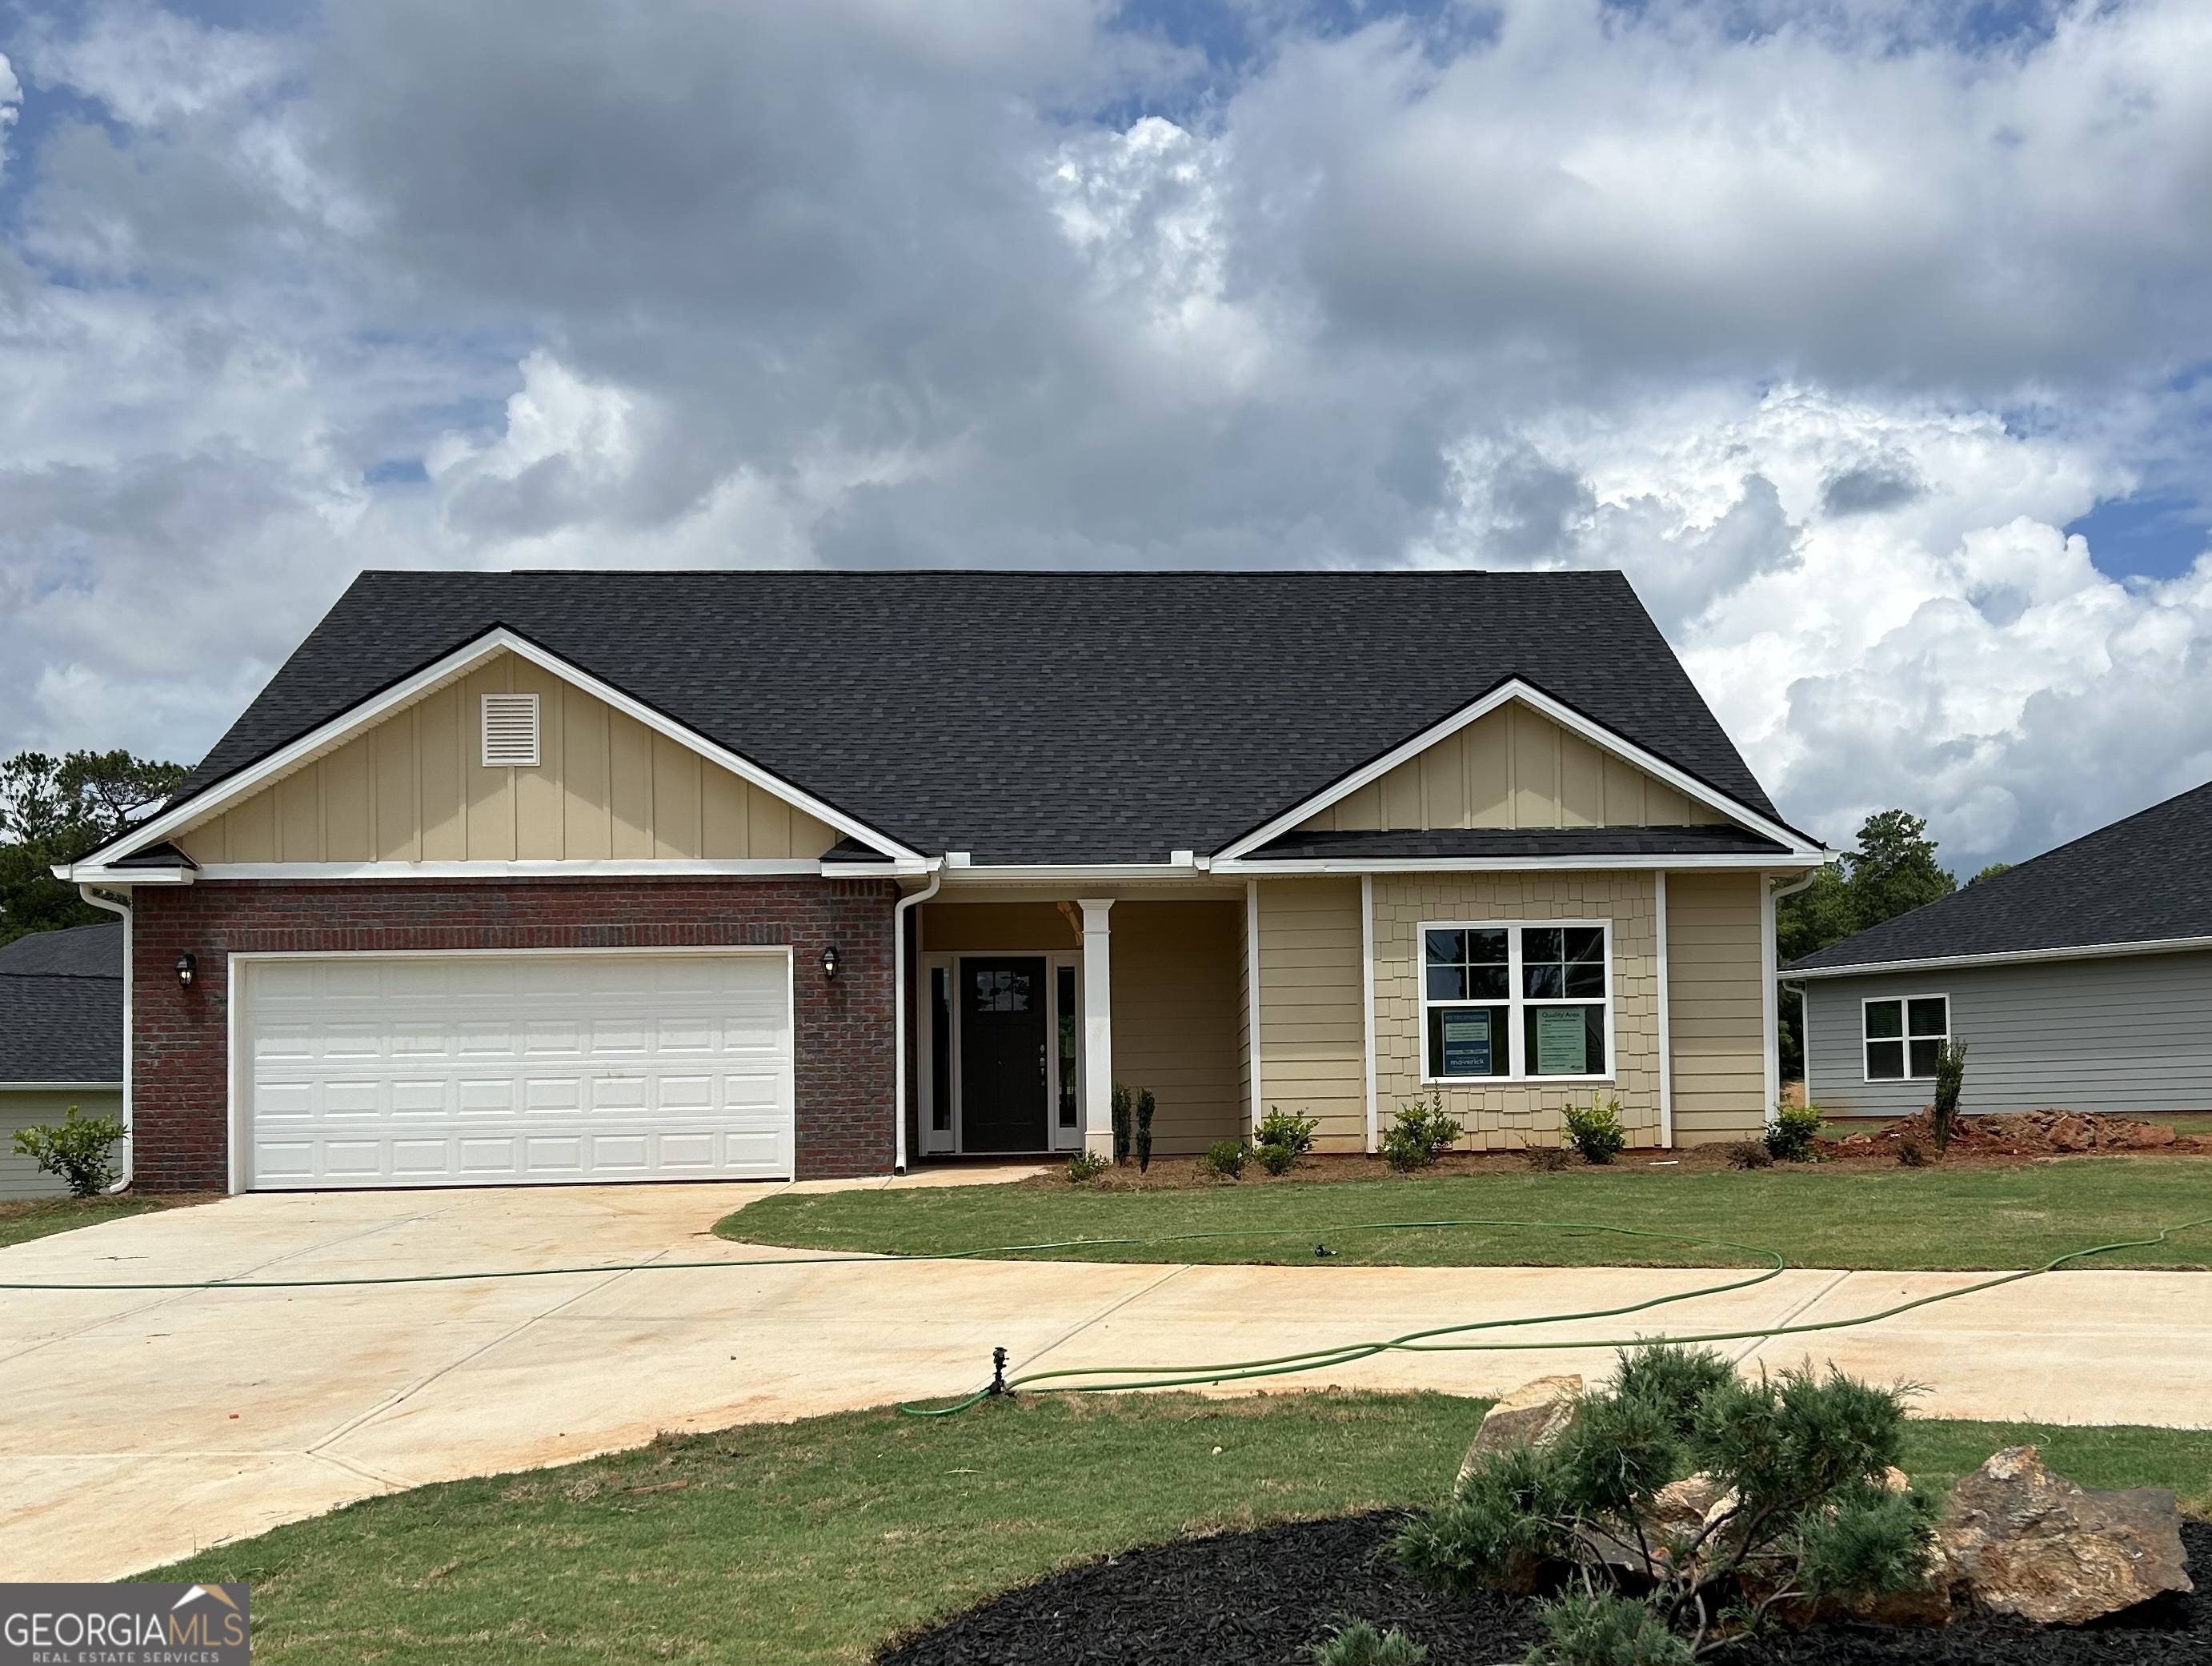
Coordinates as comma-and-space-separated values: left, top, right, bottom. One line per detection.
1798, 949, 2212, 1119
1, 1087, 123, 1199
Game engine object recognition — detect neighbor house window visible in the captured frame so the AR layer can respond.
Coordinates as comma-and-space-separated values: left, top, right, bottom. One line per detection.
1863, 995, 1948, 1081
1422, 921, 1611, 1081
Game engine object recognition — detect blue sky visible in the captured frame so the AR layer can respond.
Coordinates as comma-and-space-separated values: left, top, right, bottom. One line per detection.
1, 0, 2209, 871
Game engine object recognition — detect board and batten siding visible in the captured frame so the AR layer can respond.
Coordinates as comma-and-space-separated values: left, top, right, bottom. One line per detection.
1252, 879, 1368, 1151
2, 1087, 123, 1199
1296, 700, 1729, 834
1371, 872, 1662, 1148
1801, 949, 2212, 1119
1665, 871, 1769, 1143
176, 651, 838, 866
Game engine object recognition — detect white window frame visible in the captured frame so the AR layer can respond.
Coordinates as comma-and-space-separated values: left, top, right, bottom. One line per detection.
1860, 993, 1950, 1083
1418, 918, 1616, 1085
918, 949, 1084, 1155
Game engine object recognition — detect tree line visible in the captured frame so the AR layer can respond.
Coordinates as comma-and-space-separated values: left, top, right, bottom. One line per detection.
0, 751, 186, 945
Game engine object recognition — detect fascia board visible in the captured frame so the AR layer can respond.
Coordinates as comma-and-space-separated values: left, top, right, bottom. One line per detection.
1214, 679, 1825, 862
1215, 852, 1828, 876
0, 1081, 125, 1092
1783, 932, 2212, 980
84, 627, 920, 867
53, 863, 195, 886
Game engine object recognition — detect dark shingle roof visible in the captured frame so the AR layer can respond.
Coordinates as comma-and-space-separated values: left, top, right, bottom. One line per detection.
0, 922, 124, 978
165, 570, 1785, 866
1788, 779, 2212, 974
1251, 827, 1790, 861
0, 923, 125, 1083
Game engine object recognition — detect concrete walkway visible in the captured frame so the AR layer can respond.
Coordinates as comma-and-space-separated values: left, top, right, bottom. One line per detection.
2, 1177, 2207, 1580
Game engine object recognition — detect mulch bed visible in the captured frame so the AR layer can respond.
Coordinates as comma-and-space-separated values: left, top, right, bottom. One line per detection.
879, 1512, 2210, 1665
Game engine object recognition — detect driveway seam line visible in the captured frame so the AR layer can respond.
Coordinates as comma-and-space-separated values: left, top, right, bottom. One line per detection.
1728, 1269, 1853, 1366
1012, 1263, 1192, 1376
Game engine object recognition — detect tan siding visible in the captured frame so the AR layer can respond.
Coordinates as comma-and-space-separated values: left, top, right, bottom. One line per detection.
174, 649, 837, 866
2, 1088, 122, 1199
1296, 699, 1753, 838
1371, 871, 1662, 1149
1665, 871, 1767, 1141
920, 903, 1080, 953
1112, 902, 1244, 1155
1256, 879, 1367, 1151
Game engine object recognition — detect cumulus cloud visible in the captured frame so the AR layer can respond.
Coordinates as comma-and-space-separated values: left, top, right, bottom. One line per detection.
0, 0, 2209, 873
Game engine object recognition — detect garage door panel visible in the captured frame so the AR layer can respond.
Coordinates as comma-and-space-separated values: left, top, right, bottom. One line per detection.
244, 951, 795, 1188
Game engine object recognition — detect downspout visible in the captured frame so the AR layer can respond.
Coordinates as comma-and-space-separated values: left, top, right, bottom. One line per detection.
892, 862, 944, 1176
1762, 870, 1821, 1126
78, 883, 133, 1194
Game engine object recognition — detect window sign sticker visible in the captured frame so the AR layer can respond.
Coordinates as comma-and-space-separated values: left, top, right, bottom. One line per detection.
1536, 1006, 1588, 1075
2, 1582, 250, 1664
1440, 1007, 1492, 1076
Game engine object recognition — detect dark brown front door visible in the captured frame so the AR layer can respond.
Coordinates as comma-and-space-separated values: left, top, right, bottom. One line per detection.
960, 956, 1048, 1152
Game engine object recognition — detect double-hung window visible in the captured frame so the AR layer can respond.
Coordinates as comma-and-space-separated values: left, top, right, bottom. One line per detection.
1863, 995, 1948, 1080
1423, 921, 1611, 1082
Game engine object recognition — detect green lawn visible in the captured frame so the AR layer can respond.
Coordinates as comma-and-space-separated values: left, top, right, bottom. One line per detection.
158, 1392, 2212, 1666
0, 1194, 162, 1247
722, 1159, 2212, 1272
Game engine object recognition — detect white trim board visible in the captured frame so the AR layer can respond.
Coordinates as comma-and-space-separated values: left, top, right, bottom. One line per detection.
1783, 932, 2212, 980
1215, 852, 1825, 877
75, 627, 920, 872
1215, 680, 1825, 863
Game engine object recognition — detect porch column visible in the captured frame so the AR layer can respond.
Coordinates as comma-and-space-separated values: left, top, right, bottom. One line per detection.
1079, 898, 1115, 1158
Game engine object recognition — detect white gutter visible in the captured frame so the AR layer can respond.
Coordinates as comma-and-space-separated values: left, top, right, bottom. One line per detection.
1785, 931, 2212, 980
891, 861, 945, 1175
1761, 869, 1819, 1126
1212, 852, 1828, 877
76, 884, 133, 1194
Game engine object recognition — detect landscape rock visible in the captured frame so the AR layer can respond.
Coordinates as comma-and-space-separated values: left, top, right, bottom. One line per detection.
1937, 1444, 2194, 1624
1455, 1375, 1581, 1492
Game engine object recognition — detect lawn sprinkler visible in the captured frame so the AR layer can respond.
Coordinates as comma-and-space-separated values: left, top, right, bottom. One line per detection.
986, 1345, 1010, 1397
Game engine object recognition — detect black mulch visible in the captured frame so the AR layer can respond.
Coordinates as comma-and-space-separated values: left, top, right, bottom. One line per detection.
878, 1513, 2211, 1666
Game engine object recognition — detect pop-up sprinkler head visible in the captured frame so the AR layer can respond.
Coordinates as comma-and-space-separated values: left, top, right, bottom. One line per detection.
987, 1345, 1009, 1396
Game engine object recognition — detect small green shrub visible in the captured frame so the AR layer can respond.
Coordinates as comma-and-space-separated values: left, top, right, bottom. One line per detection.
1064, 1150, 1109, 1183
1527, 1589, 1693, 1666
1930, 1040, 1968, 1152
1111, 1084, 1134, 1165
1255, 1141, 1300, 1176
1199, 1139, 1246, 1179
1255, 1106, 1319, 1155
1896, 1132, 1930, 1167
1724, 1138, 1773, 1170
1525, 1145, 1572, 1172
1381, 1095, 1462, 1171
11, 1104, 126, 1198
1308, 1617, 1428, 1666
1764, 1102, 1823, 1163
1561, 1096, 1627, 1165
1134, 1087, 1156, 1172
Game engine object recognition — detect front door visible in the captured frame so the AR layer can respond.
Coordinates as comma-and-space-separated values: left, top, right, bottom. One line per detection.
959, 956, 1049, 1152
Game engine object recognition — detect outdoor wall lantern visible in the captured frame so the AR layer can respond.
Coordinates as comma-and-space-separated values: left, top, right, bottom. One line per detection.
175, 952, 197, 987
819, 943, 842, 982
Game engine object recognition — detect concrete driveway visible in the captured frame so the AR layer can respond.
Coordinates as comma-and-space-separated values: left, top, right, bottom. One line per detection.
3, 1179, 2209, 1580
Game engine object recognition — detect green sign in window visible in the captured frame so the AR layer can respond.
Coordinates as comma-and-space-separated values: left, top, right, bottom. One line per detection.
1534, 1006, 1589, 1075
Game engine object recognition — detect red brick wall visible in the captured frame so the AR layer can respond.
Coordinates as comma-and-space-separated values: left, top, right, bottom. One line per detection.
130, 877, 898, 1191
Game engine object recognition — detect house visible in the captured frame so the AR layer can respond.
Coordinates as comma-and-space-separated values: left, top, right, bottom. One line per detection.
60, 570, 1825, 1193
1785, 779, 2212, 1119
0, 921, 126, 1198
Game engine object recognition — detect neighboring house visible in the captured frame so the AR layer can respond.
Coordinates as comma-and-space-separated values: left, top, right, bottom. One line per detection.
1785, 779, 2212, 1120
0, 922, 126, 1199
61, 571, 1825, 1194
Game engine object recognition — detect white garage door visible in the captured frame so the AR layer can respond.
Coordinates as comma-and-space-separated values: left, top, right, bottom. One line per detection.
239, 951, 794, 1189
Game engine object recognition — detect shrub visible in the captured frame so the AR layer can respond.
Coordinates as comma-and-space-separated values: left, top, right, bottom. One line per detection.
1396, 1346, 1935, 1659
1895, 1132, 1930, 1167
1381, 1095, 1462, 1171
1525, 1145, 1573, 1172
1134, 1087, 1156, 1173
11, 1104, 126, 1198
1199, 1139, 1246, 1179
1255, 1141, 1300, 1176
1562, 1097, 1627, 1165
1763, 1103, 1823, 1163
1111, 1084, 1133, 1165
1929, 1040, 1968, 1152
1724, 1139, 1773, 1170
1064, 1150, 1109, 1183
1255, 1106, 1319, 1155
1308, 1617, 1428, 1666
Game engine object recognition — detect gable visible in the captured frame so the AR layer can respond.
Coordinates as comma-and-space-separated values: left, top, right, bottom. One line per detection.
1296, 699, 1733, 836
174, 651, 839, 867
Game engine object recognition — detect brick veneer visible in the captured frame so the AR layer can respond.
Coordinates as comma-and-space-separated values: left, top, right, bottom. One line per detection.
130, 877, 898, 1191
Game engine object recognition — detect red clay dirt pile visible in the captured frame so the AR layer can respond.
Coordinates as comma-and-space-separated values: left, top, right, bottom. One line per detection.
1827, 1108, 2195, 1159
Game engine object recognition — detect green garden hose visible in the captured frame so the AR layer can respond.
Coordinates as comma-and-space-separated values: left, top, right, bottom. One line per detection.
3, 1210, 2205, 1419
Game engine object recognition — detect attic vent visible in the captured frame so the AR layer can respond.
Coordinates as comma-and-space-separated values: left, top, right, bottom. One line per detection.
480, 694, 540, 767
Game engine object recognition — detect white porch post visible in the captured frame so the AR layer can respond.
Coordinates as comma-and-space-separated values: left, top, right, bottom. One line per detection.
1080, 898, 1116, 1158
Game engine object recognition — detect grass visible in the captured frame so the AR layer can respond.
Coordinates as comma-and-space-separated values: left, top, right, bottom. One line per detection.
0, 1193, 162, 1247
157, 1391, 2212, 1666
721, 1158, 2212, 1272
